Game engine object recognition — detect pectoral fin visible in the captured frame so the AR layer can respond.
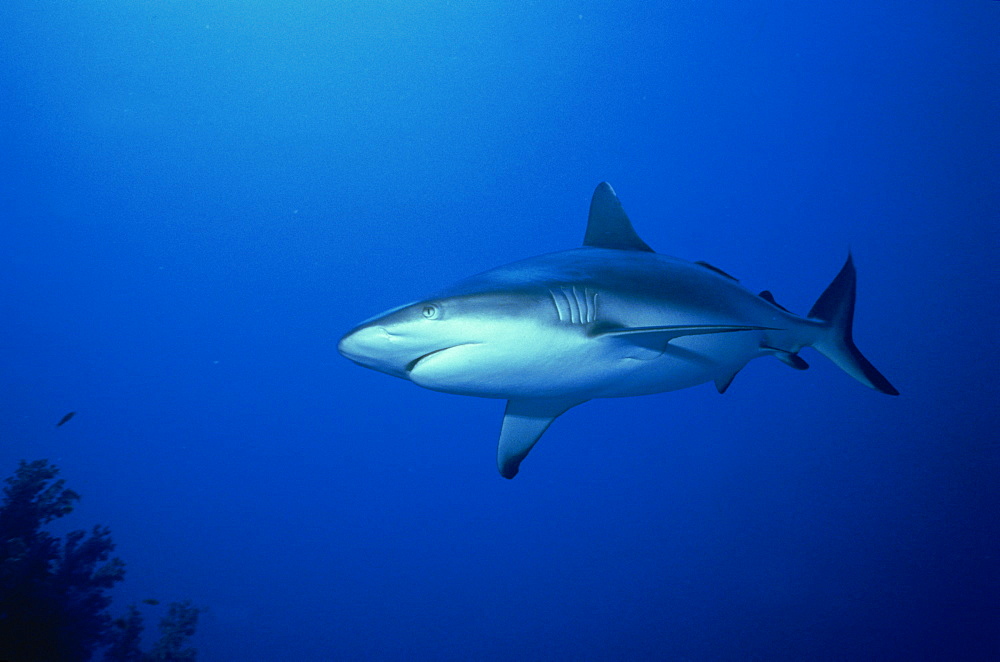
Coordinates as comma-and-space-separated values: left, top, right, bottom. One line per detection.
497, 398, 585, 479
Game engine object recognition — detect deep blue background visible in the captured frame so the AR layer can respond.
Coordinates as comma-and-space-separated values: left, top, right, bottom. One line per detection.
2, 2, 997, 660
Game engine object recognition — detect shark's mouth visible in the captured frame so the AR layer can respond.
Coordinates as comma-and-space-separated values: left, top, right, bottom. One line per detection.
405, 343, 479, 374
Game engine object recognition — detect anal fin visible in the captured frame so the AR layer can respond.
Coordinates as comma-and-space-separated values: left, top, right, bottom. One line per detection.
761, 345, 810, 370
497, 398, 585, 479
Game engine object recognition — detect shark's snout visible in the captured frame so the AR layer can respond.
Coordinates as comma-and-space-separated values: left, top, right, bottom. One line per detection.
338, 324, 422, 380
338, 325, 389, 362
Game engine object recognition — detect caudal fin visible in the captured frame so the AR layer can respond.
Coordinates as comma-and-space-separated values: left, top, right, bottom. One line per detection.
809, 255, 899, 395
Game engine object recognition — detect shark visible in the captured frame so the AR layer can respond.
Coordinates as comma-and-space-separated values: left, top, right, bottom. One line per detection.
339, 183, 898, 478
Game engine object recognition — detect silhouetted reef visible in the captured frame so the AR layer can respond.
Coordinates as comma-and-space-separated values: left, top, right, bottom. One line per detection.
0, 460, 200, 662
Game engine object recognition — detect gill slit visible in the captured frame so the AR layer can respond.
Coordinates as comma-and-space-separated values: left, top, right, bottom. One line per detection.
549, 289, 566, 322
571, 287, 583, 325
550, 287, 599, 325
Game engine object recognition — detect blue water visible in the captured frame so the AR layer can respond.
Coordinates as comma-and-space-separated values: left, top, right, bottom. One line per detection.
2, 2, 997, 660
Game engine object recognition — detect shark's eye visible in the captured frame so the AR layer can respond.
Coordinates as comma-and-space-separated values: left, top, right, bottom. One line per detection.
421, 304, 440, 320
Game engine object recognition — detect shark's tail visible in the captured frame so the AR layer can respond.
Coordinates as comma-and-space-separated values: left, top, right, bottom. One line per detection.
808, 255, 899, 395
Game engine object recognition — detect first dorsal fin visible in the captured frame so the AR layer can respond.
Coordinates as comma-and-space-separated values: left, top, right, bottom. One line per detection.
583, 183, 655, 252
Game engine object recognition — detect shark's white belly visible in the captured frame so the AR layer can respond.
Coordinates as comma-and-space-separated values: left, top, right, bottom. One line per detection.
595, 331, 764, 397
408, 325, 766, 400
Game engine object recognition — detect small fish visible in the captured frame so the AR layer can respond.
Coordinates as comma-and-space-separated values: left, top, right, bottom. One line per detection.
142, 599, 160, 606
56, 412, 76, 427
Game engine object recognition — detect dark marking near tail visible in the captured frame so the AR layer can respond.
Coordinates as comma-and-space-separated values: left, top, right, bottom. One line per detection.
56, 412, 76, 427
694, 261, 739, 281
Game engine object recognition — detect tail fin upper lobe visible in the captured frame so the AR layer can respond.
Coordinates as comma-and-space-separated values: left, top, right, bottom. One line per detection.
809, 255, 899, 396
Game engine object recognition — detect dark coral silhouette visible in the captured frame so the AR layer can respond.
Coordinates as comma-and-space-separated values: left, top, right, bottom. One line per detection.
0, 460, 200, 662
105, 600, 201, 662
0, 459, 123, 661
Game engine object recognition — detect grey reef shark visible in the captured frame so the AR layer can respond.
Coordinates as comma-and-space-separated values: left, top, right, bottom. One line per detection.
339, 183, 898, 479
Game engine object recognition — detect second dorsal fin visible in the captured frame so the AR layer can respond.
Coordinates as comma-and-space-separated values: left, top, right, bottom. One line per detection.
583, 183, 654, 252
759, 290, 791, 313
